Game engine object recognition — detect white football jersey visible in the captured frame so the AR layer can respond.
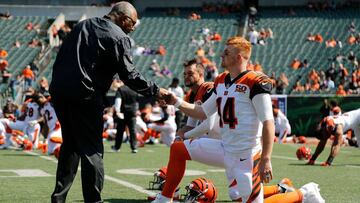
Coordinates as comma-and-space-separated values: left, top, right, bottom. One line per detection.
202, 71, 273, 153
275, 110, 291, 135
40, 102, 59, 131
103, 114, 114, 130
164, 105, 176, 124
24, 101, 41, 122
333, 109, 360, 131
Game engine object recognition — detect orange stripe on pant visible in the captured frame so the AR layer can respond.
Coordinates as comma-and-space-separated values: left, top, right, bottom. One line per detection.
233, 152, 262, 203
247, 152, 261, 203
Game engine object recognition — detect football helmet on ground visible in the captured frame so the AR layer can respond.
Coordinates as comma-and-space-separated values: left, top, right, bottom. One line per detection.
296, 146, 312, 160
183, 177, 217, 203
149, 167, 167, 190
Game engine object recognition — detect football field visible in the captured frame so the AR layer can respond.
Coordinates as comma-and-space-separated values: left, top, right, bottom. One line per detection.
0, 142, 359, 203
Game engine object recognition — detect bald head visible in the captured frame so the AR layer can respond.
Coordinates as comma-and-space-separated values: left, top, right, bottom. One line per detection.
109, 1, 137, 19
108, 1, 138, 33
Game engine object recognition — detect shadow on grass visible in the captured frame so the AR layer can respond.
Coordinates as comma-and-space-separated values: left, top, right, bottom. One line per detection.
103, 199, 151, 203
288, 163, 313, 166
104, 199, 235, 203
289, 163, 360, 167
1, 153, 33, 157
75, 198, 234, 203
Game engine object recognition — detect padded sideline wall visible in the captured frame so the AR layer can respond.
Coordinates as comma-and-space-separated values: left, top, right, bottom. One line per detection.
286, 96, 360, 137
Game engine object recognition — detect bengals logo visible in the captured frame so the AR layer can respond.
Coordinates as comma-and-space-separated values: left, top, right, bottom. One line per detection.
235, 84, 247, 93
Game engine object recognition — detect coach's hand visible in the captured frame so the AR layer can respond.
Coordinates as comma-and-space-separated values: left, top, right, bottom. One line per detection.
162, 92, 178, 105
176, 129, 186, 140
157, 88, 173, 106
259, 157, 273, 184
157, 88, 169, 100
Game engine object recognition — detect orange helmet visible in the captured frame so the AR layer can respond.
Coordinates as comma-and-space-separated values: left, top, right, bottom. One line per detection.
296, 146, 311, 160
23, 139, 33, 151
149, 167, 167, 190
320, 116, 336, 134
183, 177, 217, 203
298, 136, 306, 144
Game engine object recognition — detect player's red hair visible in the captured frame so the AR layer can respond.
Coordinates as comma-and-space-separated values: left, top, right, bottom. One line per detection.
226, 36, 252, 60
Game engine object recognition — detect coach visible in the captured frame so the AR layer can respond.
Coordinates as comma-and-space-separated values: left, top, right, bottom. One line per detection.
49, 2, 167, 202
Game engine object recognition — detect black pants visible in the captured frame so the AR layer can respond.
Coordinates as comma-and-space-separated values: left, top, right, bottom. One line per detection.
175, 110, 184, 130
114, 111, 137, 151
51, 97, 104, 203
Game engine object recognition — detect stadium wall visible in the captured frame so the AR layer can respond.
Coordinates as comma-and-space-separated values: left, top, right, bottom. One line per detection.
275, 95, 360, 137
258, 0, 346, 6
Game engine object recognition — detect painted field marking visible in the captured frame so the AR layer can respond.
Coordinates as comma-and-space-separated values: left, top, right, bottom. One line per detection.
0, 169, 52, 177
208, 169, 225, 173
272, 155, 298, 161
105, 175, 156, 196
344, 165, 360, 169
23, 151, 156, 196
116, 168, 206, 176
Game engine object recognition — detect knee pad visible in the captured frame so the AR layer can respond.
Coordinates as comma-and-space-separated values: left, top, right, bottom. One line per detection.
228, 185, 241, 201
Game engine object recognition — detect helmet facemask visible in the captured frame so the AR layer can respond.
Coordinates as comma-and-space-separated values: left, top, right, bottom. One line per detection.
183, 183, 208, 203
149, 170, 166, 190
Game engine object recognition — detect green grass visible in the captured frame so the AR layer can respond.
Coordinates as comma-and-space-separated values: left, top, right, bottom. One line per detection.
0, 142, 359, 203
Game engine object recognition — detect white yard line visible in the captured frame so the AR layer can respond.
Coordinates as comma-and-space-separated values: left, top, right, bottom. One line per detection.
344, 165, 360, 169
272, 155, 298, 161
25, 151, 58, 163
23, 151, 156, 196
105, 175, 156, 196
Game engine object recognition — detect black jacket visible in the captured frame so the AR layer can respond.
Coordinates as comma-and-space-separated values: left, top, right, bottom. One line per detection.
49, 17, 158, 101
116, 85, 139, 114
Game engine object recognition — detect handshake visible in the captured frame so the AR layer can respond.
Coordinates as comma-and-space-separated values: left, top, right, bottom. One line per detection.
156, 88, 178, 106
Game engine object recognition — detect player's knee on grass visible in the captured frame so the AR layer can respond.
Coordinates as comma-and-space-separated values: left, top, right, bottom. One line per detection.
229, 185, 242, 201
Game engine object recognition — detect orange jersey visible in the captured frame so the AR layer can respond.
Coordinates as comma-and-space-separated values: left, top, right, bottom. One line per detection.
23, 68, 34, 79
184, 82, 214, 104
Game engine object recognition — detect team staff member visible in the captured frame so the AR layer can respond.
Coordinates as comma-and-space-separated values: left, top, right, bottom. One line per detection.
168, 77, 184, 129
112, 81, 139, 153
153, 37, 275, 203
49, 2, 168, 202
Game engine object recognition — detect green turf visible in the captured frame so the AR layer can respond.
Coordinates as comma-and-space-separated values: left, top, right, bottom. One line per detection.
0, 142, 359, 203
